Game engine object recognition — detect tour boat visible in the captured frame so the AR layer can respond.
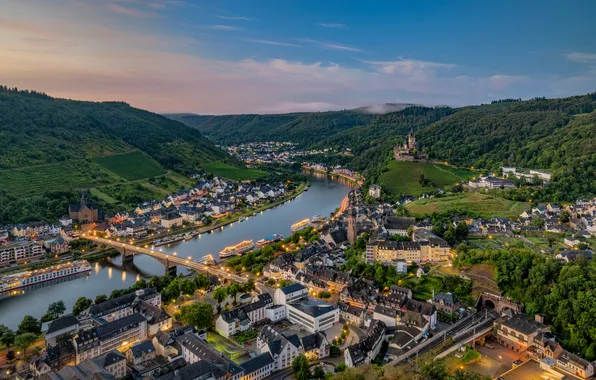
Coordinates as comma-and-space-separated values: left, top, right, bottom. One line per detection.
291, 218, 311, 232
312, 215, 326, 223
0, 260, 92, 294
256, 234, 282, 249
195, 254, 215, 265
219, 240, 255, 258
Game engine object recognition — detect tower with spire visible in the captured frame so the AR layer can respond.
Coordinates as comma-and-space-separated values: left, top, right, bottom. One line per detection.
347, 202, 358, 245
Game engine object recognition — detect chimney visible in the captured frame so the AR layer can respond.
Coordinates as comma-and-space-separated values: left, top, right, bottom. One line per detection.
535, 314, 545, 324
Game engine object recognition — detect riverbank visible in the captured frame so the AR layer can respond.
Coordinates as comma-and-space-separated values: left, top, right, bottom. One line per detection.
303, 168, 363, 187
135, 182, 309, 246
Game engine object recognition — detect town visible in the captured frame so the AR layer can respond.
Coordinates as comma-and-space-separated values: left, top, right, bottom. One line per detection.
1, 176, 595, 380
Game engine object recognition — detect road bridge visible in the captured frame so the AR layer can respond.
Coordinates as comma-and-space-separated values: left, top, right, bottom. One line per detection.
81, 233, 249, 283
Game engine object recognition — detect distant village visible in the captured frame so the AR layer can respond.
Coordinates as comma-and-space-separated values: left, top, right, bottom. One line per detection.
222, 141, 333, 165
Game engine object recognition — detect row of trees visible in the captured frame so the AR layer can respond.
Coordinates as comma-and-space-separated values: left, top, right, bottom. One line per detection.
212, 279, 256, 312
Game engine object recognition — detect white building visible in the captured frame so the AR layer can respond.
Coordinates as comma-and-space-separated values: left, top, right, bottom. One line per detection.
240, 353, 275, 380
215, 293, 272, 338
265, 305, 286, 323
257, 326, 303, 370
368, 185, 381, 199
345, 320, 386, 368
273, 283, 309, 305
395, 259, 408, 274
285, 299, 339, 333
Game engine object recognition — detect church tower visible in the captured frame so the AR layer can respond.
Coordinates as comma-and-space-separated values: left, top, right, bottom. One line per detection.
347, 204, 357, 245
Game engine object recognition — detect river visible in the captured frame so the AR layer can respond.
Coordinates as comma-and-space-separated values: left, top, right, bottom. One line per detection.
0, 174, 352, 329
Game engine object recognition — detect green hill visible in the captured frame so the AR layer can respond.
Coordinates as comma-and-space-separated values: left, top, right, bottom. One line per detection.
193, 111, 376, 146
164, 113, 214, 128
0, 86, 241, 223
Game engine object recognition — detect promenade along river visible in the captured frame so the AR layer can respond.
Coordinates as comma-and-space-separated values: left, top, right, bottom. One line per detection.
0, 174, 352, 329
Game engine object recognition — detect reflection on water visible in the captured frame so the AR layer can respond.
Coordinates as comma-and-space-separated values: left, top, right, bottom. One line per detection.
0, 175, 351, 329
0, 272, 90, 301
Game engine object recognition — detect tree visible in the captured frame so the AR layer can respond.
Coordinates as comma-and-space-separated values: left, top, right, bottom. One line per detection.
95, 294, 108, 304
195, 273, 211, 290
318, 291, 331, 299
531, 218, 545, 228
180, 278, 197, 296
455, 222, 469, 241
420, 358, 448, 380
559, 210, 570, 223
6, 350, 15, 362
228, 283, 241, 304
0, 329, 15, 347
213, 287, 228, 305
17, 315, 40, 335
177, 302, 214, 329
335, 362, 346, 372
313, 366, 325, 379
47, 300, 66, 319
267, 278, 276, 286
14, 333, 38, 358
243, 278, 256, 293
72, 297, 92, 316
586, 343, 596, 361
292, 354, 310, 380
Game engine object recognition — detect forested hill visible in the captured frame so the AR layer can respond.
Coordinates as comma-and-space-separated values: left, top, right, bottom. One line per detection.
0, 87, 231, 173
416, 93, 596, 200
187, 111, 377, 146
164, 113, 214, 129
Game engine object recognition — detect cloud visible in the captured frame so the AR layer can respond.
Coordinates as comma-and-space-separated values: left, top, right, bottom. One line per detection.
244, 39, 301, 47
318, 23, 347, 28
366, 58, 456, 75
217, 15, 253, 21
211, 25, 244, 31
105, 3, 159, 18
564, 52, 596, 64
300, 39, 362, 52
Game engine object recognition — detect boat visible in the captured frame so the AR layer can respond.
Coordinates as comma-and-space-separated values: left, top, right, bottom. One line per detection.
312, 215, 326, 223
239, 216, 246, 222
291, 218, 311, 233
184, 231, 200, 241
0, 260, 92, 294
256, 234, 283, 249
195, 254, 215, 265
219, 240, 255, 258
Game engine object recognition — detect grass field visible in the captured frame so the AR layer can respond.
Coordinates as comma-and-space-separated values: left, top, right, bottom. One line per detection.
405, 192, 529, 218
202, 161, 267, 180
0, 160, 121, 196
94, 151, 165, 181
378, 161, 476, 196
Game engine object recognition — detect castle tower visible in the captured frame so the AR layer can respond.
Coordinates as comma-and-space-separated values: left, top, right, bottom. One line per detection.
347, 205, 357, 245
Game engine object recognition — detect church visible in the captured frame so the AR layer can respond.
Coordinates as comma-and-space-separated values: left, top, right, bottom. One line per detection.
393, 131, 428, 161
69, 196, 99, 223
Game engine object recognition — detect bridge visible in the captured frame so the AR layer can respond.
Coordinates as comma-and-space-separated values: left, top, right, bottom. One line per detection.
475, 292, 522, 314
81, 233, 249, 283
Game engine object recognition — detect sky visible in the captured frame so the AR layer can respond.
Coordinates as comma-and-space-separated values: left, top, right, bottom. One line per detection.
1, 0, 595, 114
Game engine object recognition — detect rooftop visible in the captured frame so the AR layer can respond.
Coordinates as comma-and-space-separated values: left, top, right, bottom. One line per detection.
287, 299, 337, 318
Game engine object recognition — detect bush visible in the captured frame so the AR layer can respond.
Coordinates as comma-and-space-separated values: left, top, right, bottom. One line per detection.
330, 345, 341, 356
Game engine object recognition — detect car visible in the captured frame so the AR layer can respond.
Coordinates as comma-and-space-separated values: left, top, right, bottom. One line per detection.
485, 343, 494, 349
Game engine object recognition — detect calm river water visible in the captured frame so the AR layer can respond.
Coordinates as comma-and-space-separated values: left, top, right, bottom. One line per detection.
0, 174, 351, 329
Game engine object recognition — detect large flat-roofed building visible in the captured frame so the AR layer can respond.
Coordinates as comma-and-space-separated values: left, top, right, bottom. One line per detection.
273, 283, 309, 305
286, 299, 339, 333
384, 217, 416, 237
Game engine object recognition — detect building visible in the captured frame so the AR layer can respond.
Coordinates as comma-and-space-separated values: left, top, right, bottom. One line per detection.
89, 288, 161, 322
0, 241, 45, 267
126, 340, 156, 366
285, 299, 339, 333
395, 259, 408, 274
257, 326, 303, 370
347, 206, 358, 245
265, 305, 286, 323
402, 299, 437, 330
345, 320, 387, 367
496, 314, 549, 352
468, 176, 516, 189
133, 300, 172, 336
274, 283, 309, 305
30, 340, 77, 376
45, 314, 80, 347
430, 292, 463, 314
175, 330, 244, 380
393, 131, 427, 161
368, 184, 381, 199
366, 240, 425, 264
161, 211, 183, 228
384, 217, 416, 237
373, 305, 398, 327
240, 353, 275, 380
68, 197, 99, 223
301, 332, 330, 360
216, 293, 272, 338
41, 350, 126, 380
73, 313, 148, 363
338, 302, 365, 326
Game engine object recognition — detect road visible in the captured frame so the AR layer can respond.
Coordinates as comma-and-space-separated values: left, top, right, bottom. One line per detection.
82, 234, 249, 283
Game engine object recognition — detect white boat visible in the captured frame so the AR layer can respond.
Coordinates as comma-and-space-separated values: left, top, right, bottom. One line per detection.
291, 218, 311, 233
220, 240, 255, 258
0, 260, 92, 294
256, 234, 282, 249
312, 215, 326, 223
195, 254, 215, 265
239, 216, 246, 222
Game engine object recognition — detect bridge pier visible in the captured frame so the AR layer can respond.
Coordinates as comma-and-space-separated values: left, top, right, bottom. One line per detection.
116, 246, 134, 265
157, 257, 177, 277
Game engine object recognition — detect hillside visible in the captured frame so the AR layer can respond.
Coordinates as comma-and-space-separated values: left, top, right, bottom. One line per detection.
164, 113, 214, 128
0, 87, 239, 223
192, 111, 377, 146
416, 94, 596, 200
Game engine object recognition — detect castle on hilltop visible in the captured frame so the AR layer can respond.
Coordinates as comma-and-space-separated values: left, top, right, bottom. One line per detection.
393, 131, 428, 161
